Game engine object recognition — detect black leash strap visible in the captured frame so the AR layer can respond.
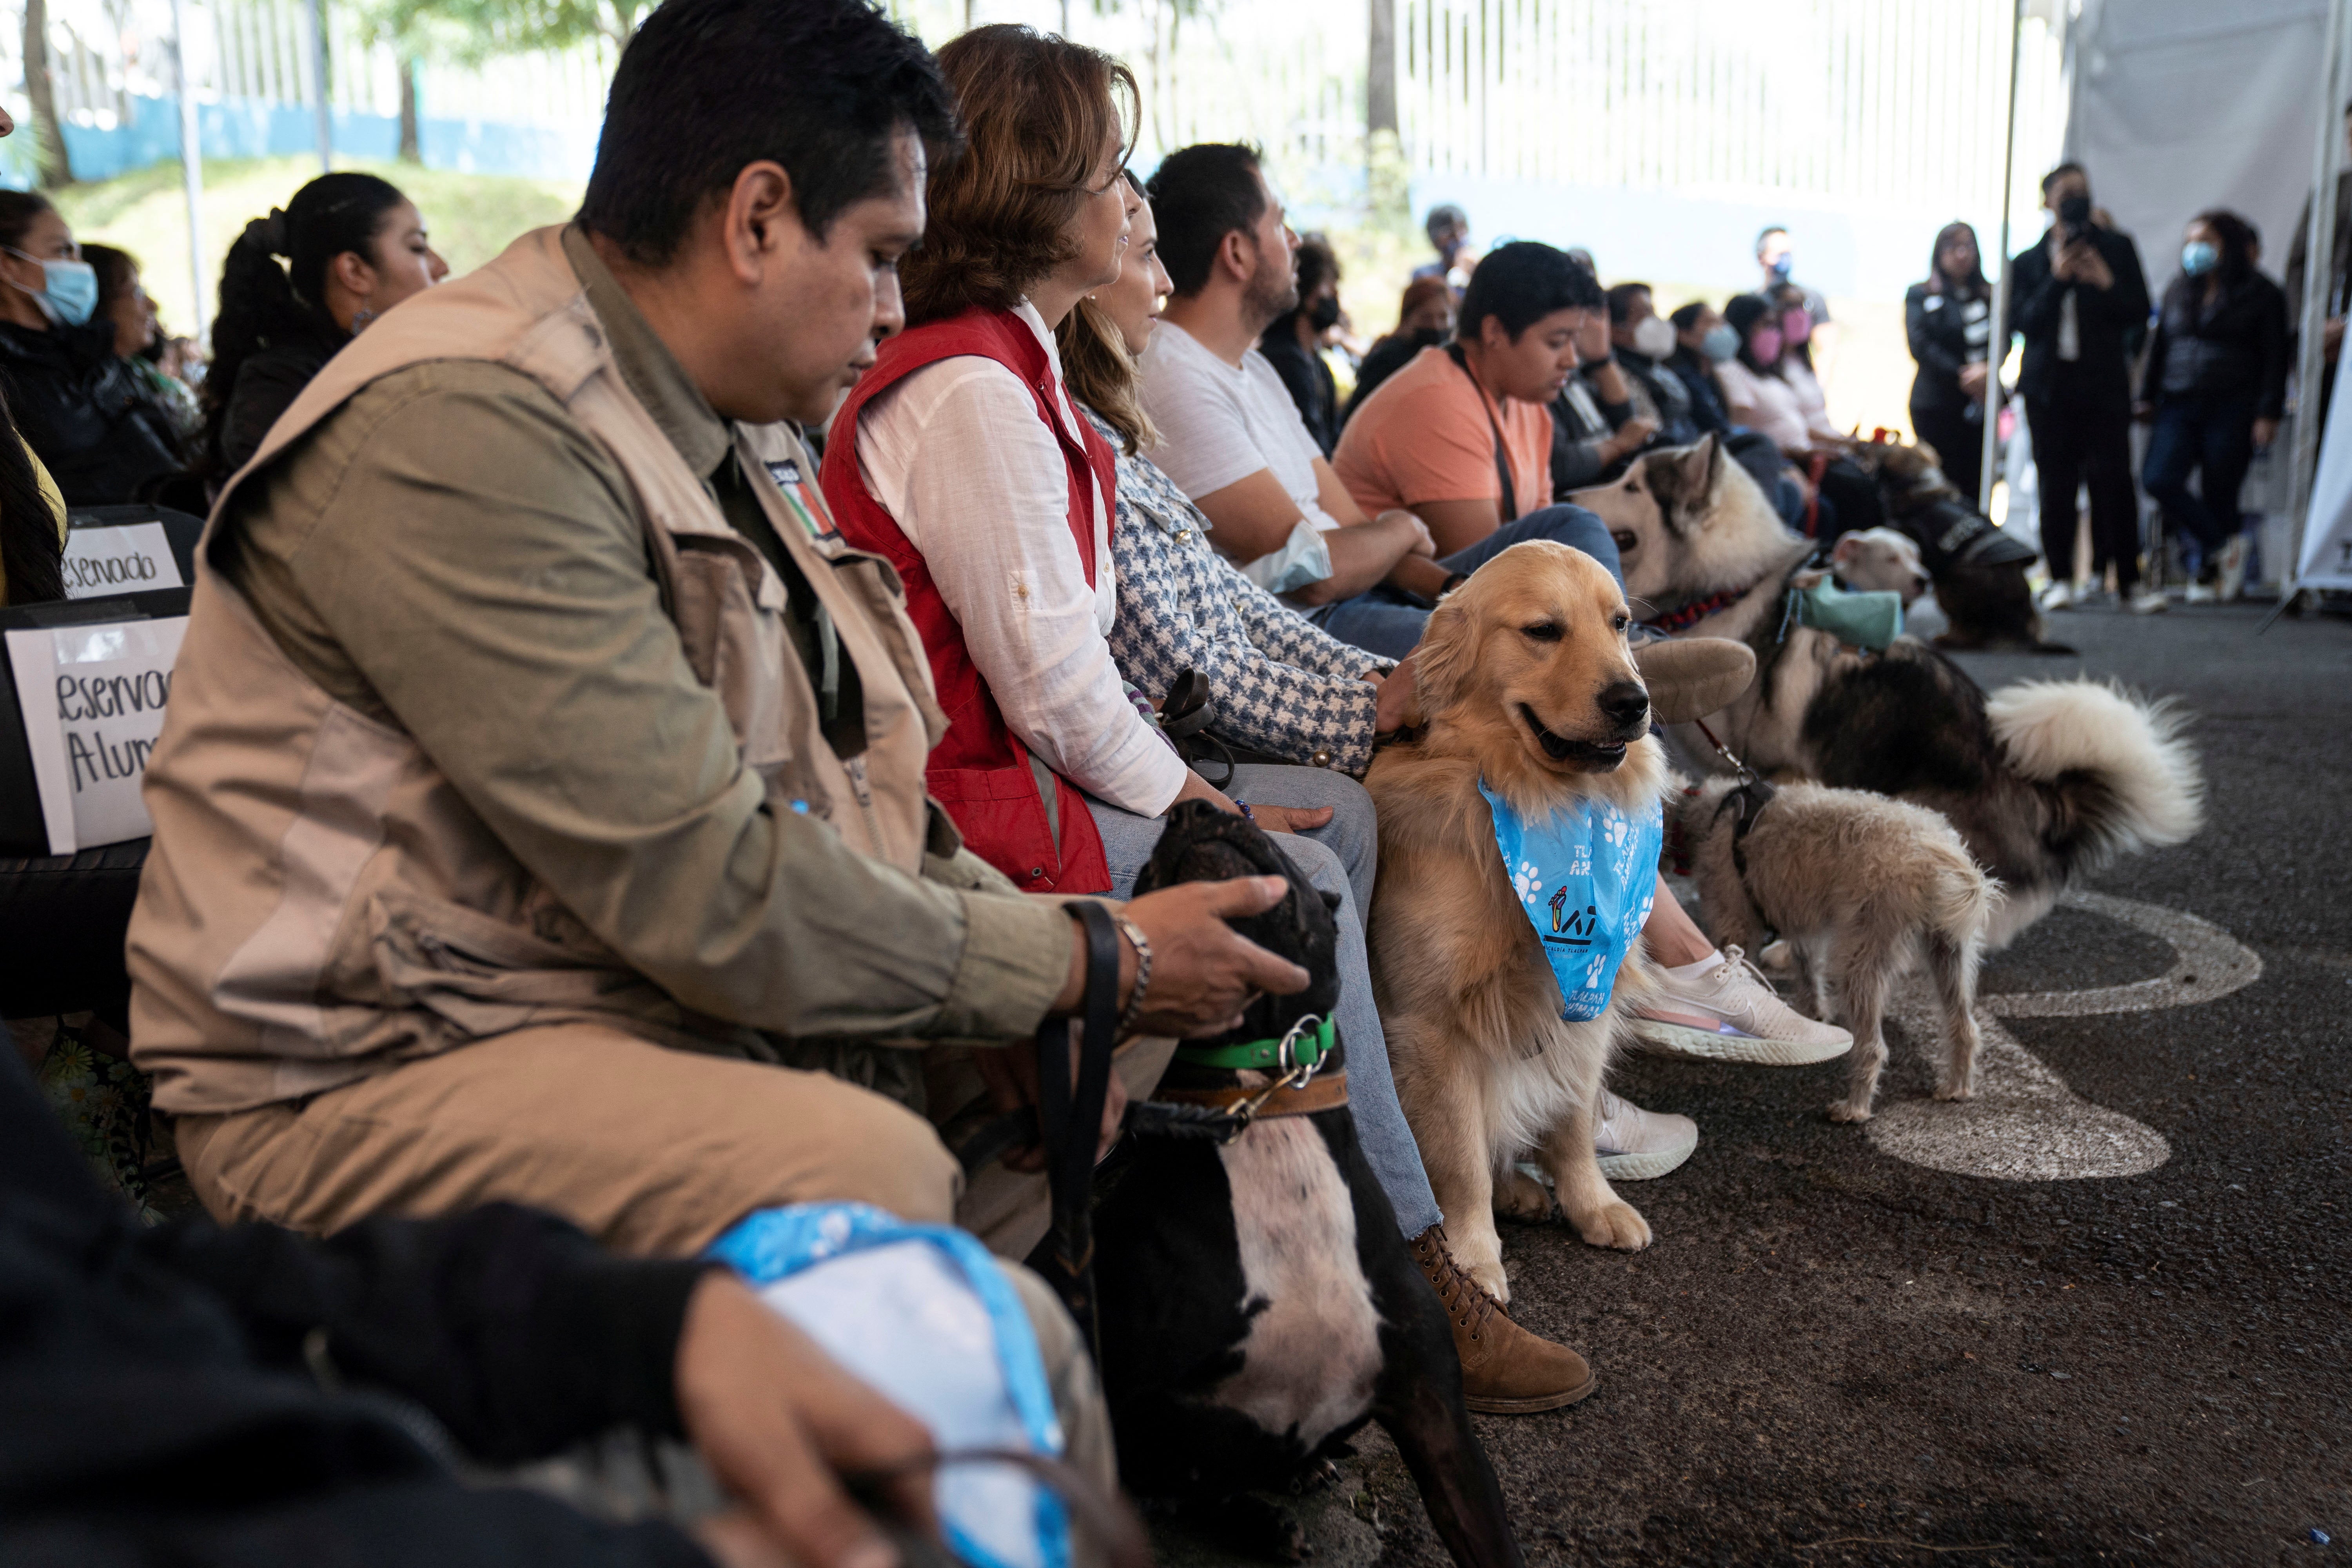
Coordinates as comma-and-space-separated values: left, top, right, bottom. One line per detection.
1446, 342, 1518, 520
1036, 900, 1122, 1362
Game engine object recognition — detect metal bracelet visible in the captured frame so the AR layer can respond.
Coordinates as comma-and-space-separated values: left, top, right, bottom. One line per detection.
1112, 914, 1154, 1036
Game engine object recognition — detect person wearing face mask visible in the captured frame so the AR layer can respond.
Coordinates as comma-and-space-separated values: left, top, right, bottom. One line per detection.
2003, 162, 2153, 611
1534, 257, 1658, 494
1755, 225, 1835, 383
1258, 231, 1345, 456
0, 191, 187, 505
2136, 209, 2287, 603
1663, 299, 1809, 531
1342, 275, 1452, 425
1715, 292, 1881, 541
1905, 221, 1994, 491
200, 172, 449, 483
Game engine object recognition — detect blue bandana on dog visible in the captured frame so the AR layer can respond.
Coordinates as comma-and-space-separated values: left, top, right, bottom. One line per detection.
1481, 780, 1662, 1021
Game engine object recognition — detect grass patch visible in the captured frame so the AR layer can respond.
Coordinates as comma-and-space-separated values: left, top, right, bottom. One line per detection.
53, 156, 583, 339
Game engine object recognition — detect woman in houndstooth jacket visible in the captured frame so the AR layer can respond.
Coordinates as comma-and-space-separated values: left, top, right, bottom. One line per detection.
1058, 177, 1417, 777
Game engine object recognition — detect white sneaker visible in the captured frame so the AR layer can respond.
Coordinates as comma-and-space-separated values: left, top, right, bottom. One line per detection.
2039, 581, 2076, 611
2217, 535, 2250, 602
2128, 588, 2171, 615
1593, 1090, 1699, 1181
1629, 945, 1854, 1065
2183, 581, 2216, 605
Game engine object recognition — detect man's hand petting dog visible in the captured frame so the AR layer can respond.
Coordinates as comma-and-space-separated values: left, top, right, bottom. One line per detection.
1001, 876, 1312, 1169
677, 1273, 938, 1568
1058, 875, 1312, 1037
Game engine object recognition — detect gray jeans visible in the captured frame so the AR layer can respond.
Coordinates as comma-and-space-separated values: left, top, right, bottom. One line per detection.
1084, 764, 1443, 1238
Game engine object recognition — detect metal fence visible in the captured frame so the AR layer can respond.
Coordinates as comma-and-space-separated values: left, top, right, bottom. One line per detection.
11, 0, 2063, 227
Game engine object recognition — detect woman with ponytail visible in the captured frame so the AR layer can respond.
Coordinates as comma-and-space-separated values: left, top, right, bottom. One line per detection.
200, 172, 447, 478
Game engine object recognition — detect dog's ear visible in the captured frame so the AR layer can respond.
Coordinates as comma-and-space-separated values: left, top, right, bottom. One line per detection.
1412, 591, 1483, 717
1651, 435, 1724, 537
1830, 532, 1863, 564
1320, 889, 1342, 914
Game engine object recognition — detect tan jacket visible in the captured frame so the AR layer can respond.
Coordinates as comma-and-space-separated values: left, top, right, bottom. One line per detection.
128, 228, 996, 1115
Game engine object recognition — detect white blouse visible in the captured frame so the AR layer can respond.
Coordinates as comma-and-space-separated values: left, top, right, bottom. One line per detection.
854, 300, 1188, 817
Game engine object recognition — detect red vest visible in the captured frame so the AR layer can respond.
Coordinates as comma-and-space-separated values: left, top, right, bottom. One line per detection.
820, 309, 1120, 895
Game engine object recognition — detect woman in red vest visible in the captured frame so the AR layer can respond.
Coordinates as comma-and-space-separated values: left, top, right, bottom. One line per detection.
823, 25, 1357, 899
823, 23, 1603, 1416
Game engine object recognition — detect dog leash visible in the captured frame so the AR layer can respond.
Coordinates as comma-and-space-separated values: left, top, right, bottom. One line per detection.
1034, 900, 1123, 1363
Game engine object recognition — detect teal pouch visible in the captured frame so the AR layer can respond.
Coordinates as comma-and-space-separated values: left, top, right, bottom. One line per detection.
1791, 579, 1903, 650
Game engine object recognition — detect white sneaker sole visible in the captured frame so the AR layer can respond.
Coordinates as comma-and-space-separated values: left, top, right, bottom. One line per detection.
1596, 1136, 1697, 1181
1627, 1016, 1852, 1066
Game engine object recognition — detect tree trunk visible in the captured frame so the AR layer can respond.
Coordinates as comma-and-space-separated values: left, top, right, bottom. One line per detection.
396, 55, 421, 162
22, 0, 76, 188
1367, 0, 1396, 140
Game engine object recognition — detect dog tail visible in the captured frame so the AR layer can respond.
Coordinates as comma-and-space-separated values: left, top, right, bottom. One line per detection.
1985, 679, 2205, 875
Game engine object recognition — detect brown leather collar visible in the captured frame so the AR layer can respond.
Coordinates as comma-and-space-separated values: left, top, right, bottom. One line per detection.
1151, 1071, 1350, 1120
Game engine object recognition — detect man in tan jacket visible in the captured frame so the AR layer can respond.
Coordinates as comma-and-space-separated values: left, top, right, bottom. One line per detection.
126, 0, 1300, 1284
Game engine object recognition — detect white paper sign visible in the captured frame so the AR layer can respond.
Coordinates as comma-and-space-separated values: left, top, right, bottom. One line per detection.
5, 616, 187, 854
60, 521, 184, 599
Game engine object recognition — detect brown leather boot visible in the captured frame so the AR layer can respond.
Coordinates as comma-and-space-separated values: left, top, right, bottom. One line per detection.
1410, 1225, 1597, 1414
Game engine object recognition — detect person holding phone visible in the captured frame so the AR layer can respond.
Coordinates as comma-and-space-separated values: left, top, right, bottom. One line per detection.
2002, 163, 2153, 611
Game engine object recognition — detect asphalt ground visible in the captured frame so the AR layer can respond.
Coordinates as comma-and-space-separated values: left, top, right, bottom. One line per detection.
1171, 602, 2352, 1568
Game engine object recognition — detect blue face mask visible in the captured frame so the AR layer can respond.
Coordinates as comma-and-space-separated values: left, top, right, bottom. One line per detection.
1700, 323, 1741, 363
1766, 252, 1795, 280
1483, 781, 1662, 1021
4, 246, 99, 327
2181, 240, 2220, 278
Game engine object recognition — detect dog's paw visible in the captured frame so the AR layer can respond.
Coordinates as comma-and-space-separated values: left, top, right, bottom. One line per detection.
1494, 1167, 1555, 1223
1933, 1077, 1975, 1102
1568, 1200, 1652, 1251
1826, 1099, 1874, 1123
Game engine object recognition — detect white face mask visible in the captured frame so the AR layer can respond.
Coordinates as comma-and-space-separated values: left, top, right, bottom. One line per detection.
1630, 314, 1676, 359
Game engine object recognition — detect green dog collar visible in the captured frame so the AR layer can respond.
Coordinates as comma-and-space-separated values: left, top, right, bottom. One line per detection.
1175, 1015, 1336, 1074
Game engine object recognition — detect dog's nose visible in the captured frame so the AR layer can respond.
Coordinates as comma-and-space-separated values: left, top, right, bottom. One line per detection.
1597, 681, 1650, 730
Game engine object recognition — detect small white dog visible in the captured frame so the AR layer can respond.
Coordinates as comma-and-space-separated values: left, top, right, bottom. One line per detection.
1829, 527, 1932, 605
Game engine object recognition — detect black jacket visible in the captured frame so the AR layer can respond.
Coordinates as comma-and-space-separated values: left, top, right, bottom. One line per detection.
0, 1042, 713, 1567
2005, 225, 2153, 410
1257, 325, 1339, 457
0, 319, 187, 505
1904, 283, 1993, 416
1617, 348, 1716, 446
1663, 350, 1735, 435
2140, 270, 2290, 419
216, 333, 341, 476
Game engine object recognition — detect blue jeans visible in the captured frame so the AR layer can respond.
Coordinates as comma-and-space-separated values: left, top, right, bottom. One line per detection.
2142, 393, 2257, 573
1306, 503, 1623, 661
1083, 765, 1442, 1238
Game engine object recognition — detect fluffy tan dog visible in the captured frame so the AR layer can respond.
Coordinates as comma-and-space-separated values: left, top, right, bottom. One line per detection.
1367, 542, 1670, 1303
1673, 776, 1998, 1123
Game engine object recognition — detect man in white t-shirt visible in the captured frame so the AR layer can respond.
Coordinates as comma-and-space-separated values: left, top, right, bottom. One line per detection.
1138, 145, 1439, 623
1139, 145, 1686, 667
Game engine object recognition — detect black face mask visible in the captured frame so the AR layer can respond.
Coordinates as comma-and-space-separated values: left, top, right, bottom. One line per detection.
1408, 325, 1446, 348
2057, 193, 2092, 232
1307, 294, 1341, 332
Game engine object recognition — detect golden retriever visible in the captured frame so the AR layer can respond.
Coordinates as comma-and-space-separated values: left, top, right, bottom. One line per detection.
1367, 542, 1670, 1303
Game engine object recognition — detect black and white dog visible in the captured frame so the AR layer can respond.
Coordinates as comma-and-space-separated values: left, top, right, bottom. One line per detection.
1085, 802, 1520, 1568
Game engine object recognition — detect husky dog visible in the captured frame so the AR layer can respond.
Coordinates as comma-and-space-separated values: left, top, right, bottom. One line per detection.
1573, 436, 2205, 947
1674, 776, 1997, 1121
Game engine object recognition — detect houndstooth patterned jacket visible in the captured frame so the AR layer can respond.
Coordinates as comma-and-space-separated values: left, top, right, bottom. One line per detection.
1088, 408, 1391, 775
